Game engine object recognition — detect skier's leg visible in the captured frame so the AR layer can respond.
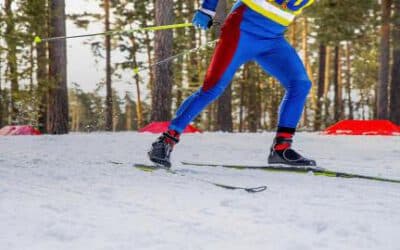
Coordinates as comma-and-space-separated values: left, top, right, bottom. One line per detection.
149, 5, 252, 167
256, 39, 311, 129
169, 5, 251, 133
255, 38, 316, 166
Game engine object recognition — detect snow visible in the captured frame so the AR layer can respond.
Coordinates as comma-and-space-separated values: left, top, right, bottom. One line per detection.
1, 132, 400, 250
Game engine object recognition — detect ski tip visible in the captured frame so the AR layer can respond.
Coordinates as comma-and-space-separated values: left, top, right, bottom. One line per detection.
134, 163, 171, 172
134, 164, 159, 172
245, 186, 268, 193
109, 161, 124, 165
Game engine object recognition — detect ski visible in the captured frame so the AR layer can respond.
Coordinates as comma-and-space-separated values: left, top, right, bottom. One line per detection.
108, 161, 267, 193
181, 161, 326, 173
181, 161, 400, 184
133, 164, 267, 193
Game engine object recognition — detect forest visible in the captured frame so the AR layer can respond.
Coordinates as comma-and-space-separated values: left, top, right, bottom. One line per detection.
0, 0, 399, 134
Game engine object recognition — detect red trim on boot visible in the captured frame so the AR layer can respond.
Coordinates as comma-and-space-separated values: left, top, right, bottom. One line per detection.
164, 130, 180, 146
274, 132, 294, 151
276, 132, 293, 139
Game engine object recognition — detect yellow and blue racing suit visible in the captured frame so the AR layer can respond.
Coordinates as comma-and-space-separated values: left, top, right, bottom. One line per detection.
169, 0, 314, 133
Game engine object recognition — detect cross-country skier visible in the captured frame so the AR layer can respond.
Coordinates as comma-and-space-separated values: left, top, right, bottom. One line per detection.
148, 0, 316, 168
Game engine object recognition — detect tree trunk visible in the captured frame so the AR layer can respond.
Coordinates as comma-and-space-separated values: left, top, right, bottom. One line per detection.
37, 41, 48, 133
333, 45, 342, 122
301, 17, 309, 127
215, 0, 233, 132
173, 0, 184, 109
104, 0, 113, 131
239, 69, 245, 132
256, 70, 263, 129
390, 0, 400, 124
151, 0, 174, 121
247, 64, 258, 132
29, 0, 49, 133
133, 71, 143, 129
290, 19, 297, 47
125, 95, 132, 131
187, 0, 201, 91
377, 0, 392, 119
314, 43, 326, 130
269, 78, 280, 129
112, 91, 119, 132
345, 42, 354, 120
0, 55, 3, 128
130, 36, 143, 129
323, 46, 331, 125
48, 0, 69, 134
5, 0, 19, 123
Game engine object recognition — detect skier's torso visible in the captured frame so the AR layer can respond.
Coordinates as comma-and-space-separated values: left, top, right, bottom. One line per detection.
231, 0, 314, 37
240, 0, 314, 26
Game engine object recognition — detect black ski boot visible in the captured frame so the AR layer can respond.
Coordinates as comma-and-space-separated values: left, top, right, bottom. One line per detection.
148, 130, 180, 168
268, 137, 317, 167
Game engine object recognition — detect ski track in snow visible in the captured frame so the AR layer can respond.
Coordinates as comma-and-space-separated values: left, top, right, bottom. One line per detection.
0, 132, 400, 250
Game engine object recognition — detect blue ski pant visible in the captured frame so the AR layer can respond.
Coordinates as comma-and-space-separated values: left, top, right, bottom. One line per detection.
169, 5, 311, 133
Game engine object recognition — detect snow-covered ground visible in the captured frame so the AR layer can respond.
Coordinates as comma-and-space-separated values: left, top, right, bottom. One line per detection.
1, 132, 400, 250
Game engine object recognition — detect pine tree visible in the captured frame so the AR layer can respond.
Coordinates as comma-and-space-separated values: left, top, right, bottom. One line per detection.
151, 0, 174, 121
22, 0, 49, 132
104, 0, 113, 131
377, 0, 392, 119
215, 0, 233, 132
4, 0, 19, 123
0, 51, 3, 128
390, 0, 400, 124
47, 0, 68, 134
315, 43, 326, 130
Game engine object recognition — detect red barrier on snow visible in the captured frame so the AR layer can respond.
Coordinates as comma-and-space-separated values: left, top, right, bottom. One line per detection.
324, 120, 400, 136
0, 125, 42, 136
139, 122, 202, 134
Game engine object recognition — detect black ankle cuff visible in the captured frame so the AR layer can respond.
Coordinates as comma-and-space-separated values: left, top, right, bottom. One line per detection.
163, 131, 180, 143
277, 127, 296, 134
275, 137, 293, 144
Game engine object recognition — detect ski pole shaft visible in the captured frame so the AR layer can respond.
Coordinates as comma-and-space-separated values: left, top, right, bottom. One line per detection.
133, 39, 218, 75
34, 23, 193, 44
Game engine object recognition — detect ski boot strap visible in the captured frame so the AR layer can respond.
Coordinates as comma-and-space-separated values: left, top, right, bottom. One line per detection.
163, 132, 180, 144
275, 137, 293, 145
